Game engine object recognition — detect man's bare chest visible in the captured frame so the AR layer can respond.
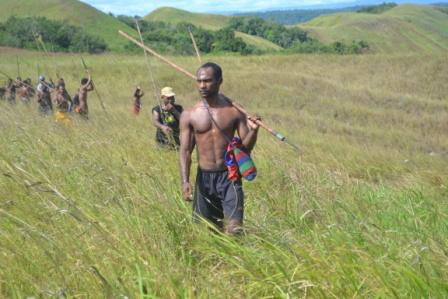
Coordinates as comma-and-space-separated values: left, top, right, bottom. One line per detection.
191, 107, 237, 135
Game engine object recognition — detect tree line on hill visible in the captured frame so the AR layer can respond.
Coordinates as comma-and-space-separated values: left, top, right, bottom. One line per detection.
117, 15, 255, 55
227, 16, 368, 54
0, 15, 368, 55
119, 15, 368, 55
357, 2, 397, 14
0, 16, 107, 53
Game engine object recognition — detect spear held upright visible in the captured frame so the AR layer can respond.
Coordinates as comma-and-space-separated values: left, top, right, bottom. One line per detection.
118, 30, 299, 151
81, 57, 107, 112
188, 27, 201, 64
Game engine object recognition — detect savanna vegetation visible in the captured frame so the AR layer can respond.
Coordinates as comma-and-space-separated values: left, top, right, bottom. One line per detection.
357, 2, 398, 14
299, 4, 448, 54
119, 15, 368, 55
1, 48, 447, 298
228, 16, 368, 54
0, 16, 108, 53
117, 16, 256, 55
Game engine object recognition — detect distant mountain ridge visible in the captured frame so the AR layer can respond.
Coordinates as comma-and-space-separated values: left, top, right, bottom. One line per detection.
233, 7, 361, 25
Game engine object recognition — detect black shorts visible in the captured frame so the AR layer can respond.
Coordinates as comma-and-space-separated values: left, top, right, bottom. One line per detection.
193, 168, 244, 228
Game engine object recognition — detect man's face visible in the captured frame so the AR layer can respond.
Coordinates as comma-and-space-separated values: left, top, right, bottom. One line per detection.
162, 95, 175, 105
196, 67, 221, 99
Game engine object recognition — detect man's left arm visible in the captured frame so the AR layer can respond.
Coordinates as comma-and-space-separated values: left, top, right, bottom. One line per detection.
170, 104, 183, 121
237, 110, 259, 152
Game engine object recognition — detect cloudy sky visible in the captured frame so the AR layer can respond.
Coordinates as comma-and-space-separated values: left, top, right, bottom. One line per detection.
80, 0, 360, 16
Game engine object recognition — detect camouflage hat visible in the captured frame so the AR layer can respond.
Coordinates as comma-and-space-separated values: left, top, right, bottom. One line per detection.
161, 86, 175, 97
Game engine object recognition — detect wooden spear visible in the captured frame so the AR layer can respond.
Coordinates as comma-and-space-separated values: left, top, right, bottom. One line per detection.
81, 57, 107, 112
118, 30, 300, 151
188, 27, 201, 64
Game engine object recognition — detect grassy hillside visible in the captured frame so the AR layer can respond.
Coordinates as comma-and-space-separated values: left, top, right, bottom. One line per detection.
1, 48, 447, 297
145, 7, 282, 51
0, 0, 136, 52
235, 32, 283, 51
145, 7, 231, 30
299, 4, 448, 53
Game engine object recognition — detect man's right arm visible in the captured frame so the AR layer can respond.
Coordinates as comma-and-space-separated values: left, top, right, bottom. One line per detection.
152, 109, 173, 133
179, 110, 194, 201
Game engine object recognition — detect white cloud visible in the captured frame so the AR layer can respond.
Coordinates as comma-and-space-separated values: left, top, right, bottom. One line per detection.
80, 0, 357, 16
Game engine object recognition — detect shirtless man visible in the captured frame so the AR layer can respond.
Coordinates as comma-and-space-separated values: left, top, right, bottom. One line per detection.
56, 78, 72, 111
16, 78, 34, 104
76, 77, 94, 118
54, 85, 72, 124
179, 62, 259, 234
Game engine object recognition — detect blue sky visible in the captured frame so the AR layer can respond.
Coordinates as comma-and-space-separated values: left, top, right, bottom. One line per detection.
80, 0, 359, 16
80, 0, 439, 16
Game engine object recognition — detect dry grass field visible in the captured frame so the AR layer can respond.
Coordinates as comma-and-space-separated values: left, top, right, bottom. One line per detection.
1, 48, 447, 297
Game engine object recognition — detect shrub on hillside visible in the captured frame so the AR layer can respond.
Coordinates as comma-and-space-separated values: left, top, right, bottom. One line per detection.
119, 18, 254, 55
288, 39, 369, 54
227, 17, 309, 48
357, 2, 397, 14
0, 16, 107, 53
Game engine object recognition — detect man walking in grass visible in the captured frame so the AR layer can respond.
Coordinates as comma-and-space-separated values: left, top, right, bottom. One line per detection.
132, 86, 144, 115
16, 78, 34, 104
54, 84, 72, 125
6, 78, 16, 104
179, 62, 259, 235
152, 86, 183, 148
36, 75, 53, 114
75, 76, 94, 119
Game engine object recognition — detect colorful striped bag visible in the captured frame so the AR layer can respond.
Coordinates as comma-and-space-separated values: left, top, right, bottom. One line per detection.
225, 137, 257, 181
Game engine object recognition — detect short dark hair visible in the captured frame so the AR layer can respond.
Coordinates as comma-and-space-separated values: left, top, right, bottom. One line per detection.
199, 62, 222, 82
81, 78, 89, 85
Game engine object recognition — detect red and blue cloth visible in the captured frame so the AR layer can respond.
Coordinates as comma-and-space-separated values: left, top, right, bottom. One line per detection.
225, 137, 257, 181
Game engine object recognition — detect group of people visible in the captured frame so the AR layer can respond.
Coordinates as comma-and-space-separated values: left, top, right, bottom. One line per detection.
2, 62, 260, 235
0, 75, 94, 123
1, 77, 34, 104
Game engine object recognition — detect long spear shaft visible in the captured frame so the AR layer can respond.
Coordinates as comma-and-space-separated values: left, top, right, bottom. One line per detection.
188, 27, 201, 64
134, 20, 176, 145
119, 31, 196, 80
16, 56, 20, 78
81, 57, 106, 112
134, 19, 162, 112
118, 30, 299, 151
35, 34, 60, 79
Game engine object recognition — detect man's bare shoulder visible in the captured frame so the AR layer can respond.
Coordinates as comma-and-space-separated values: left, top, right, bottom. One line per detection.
184, 101, 205, 114
218, 94, 243, 116
218, 94, 232, 104
181, 101, 202, 121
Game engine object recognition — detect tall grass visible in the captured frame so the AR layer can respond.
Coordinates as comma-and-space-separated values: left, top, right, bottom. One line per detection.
0, 49, 447, 298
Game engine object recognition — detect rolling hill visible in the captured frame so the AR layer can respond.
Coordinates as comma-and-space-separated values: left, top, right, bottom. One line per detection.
145, 7, 283, 52
0, 0, 136, 52
298, 4, 448, 53
145, 7, 231, 30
